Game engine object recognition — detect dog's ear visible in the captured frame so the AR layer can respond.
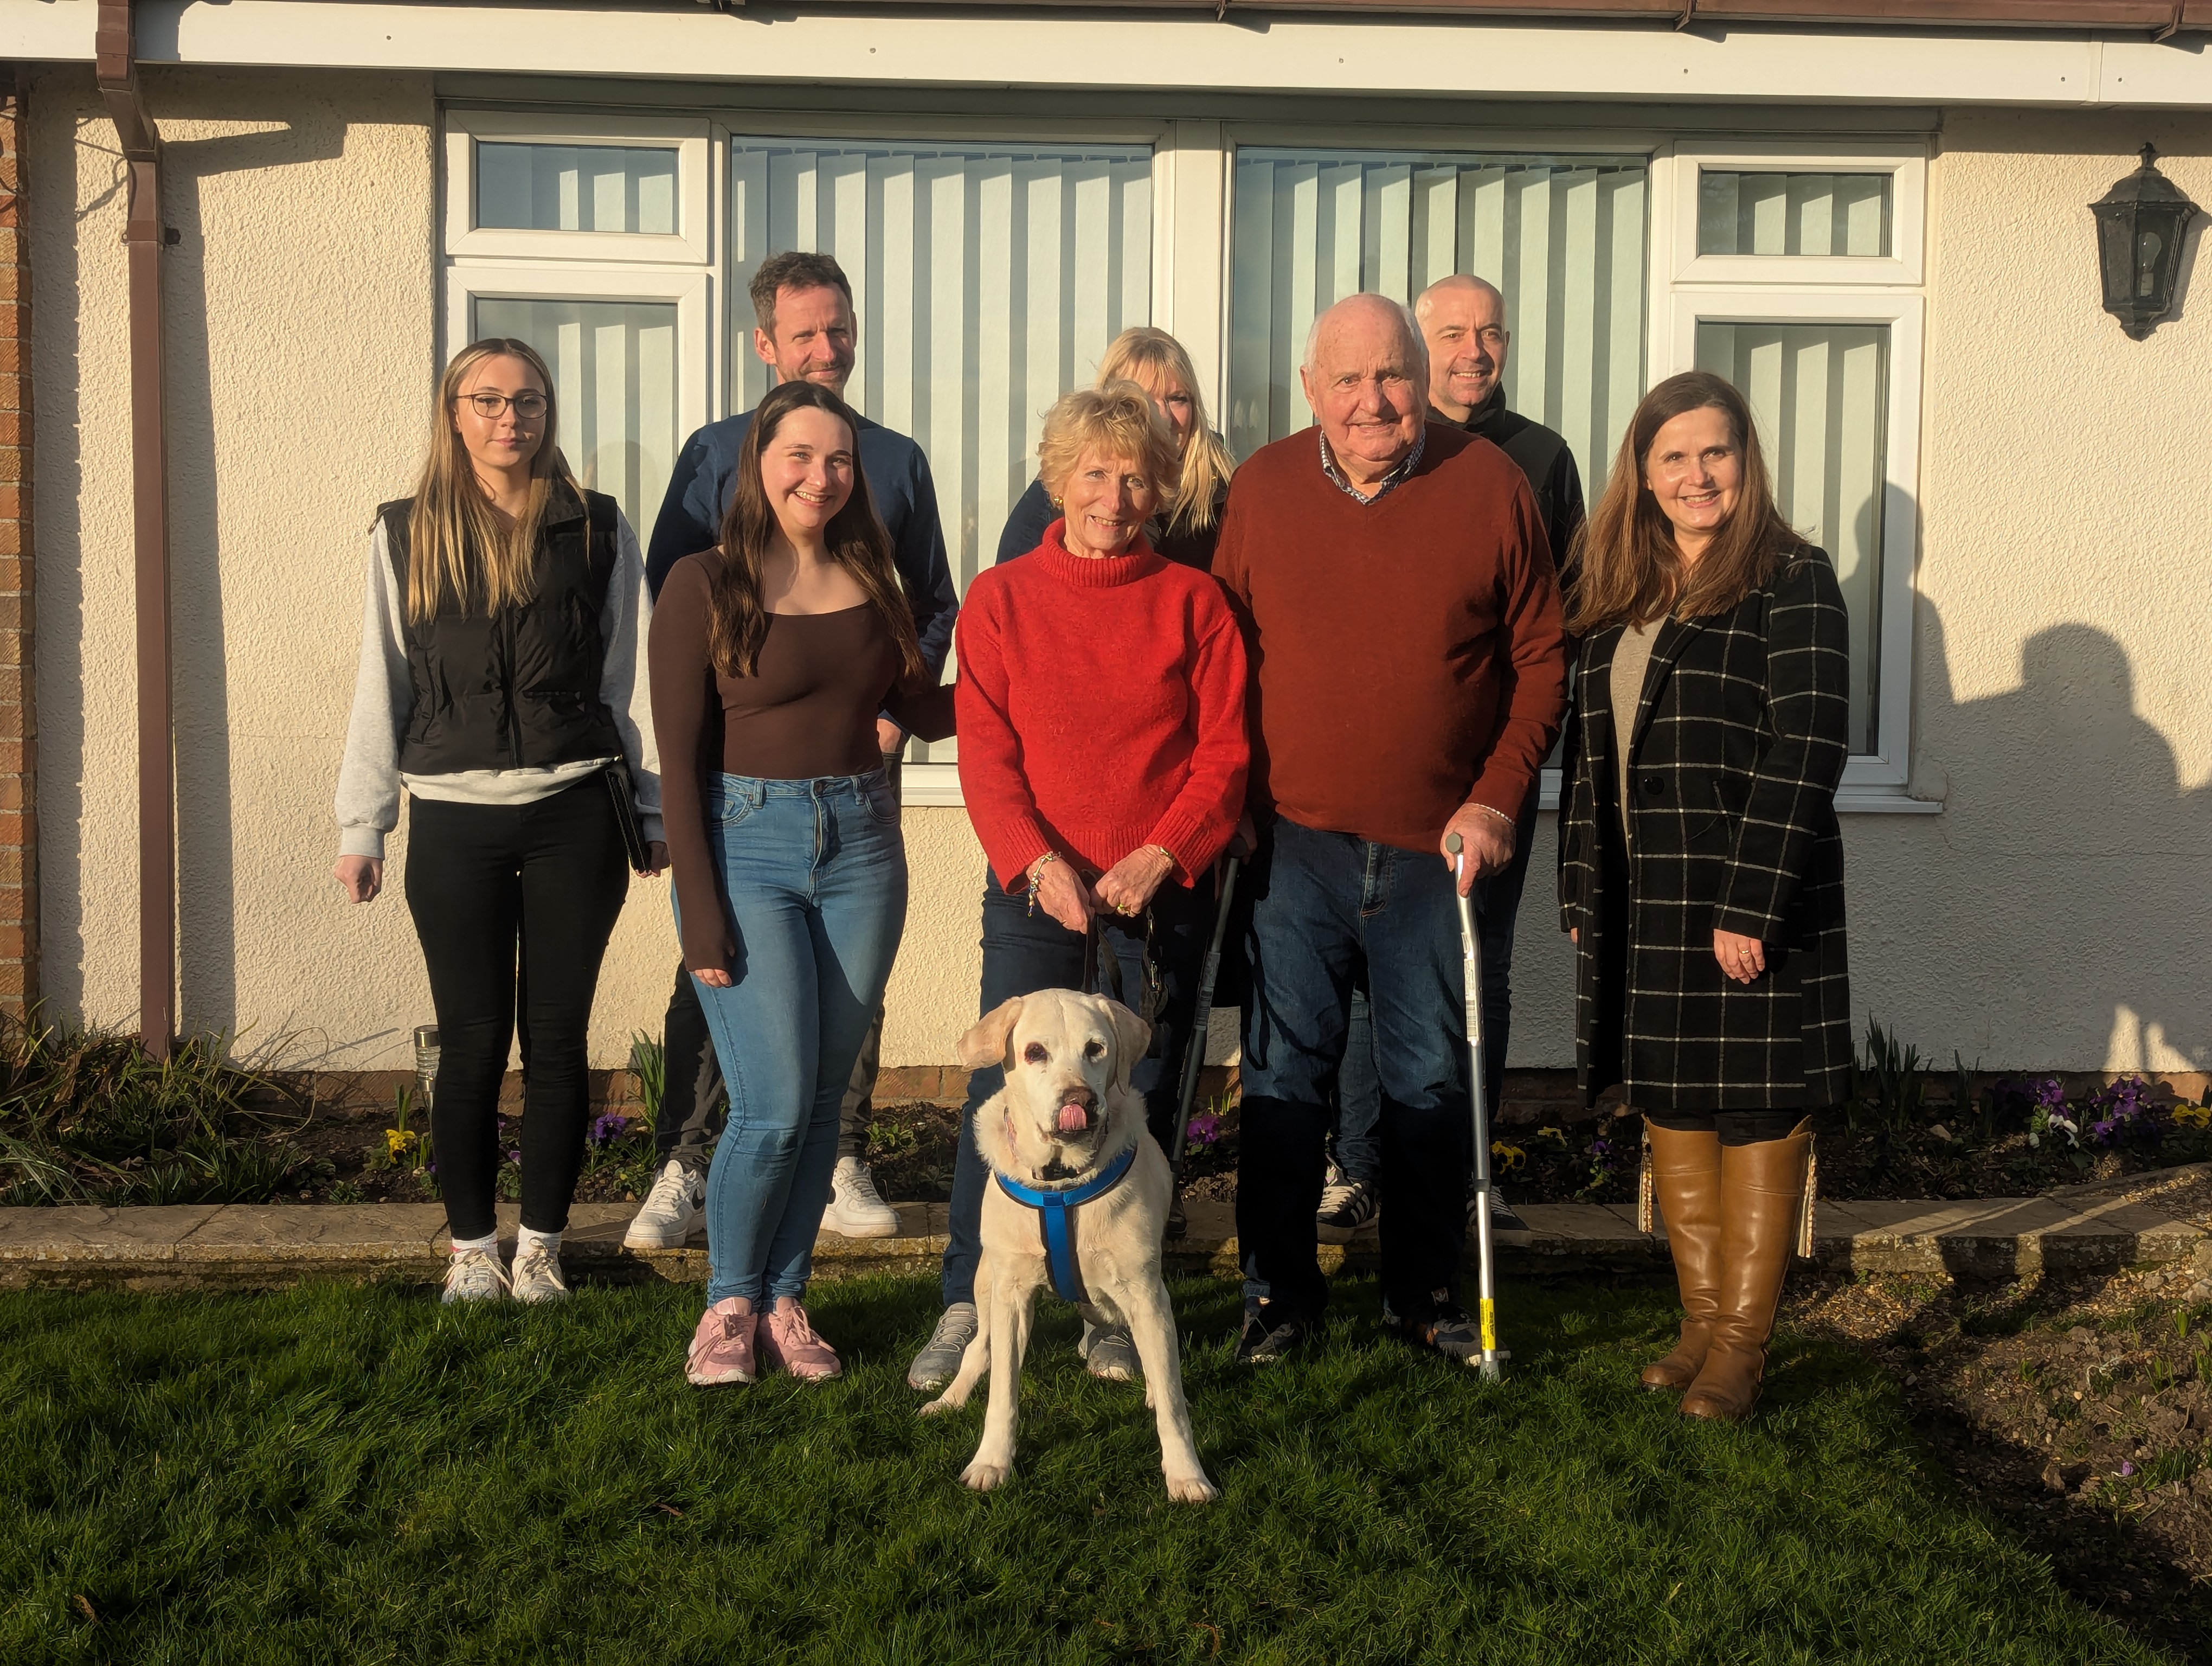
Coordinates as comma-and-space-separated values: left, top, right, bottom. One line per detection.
957, 996, 1027, 1069
1102, 998, 1152, 1087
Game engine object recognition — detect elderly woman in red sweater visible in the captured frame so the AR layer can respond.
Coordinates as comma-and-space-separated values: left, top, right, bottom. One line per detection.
906, 382, 1249, 1393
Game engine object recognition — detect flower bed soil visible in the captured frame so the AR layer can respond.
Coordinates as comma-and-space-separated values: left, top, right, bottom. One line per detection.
1793, 1264, 2212, 1659
250, 1076, 2212, 1214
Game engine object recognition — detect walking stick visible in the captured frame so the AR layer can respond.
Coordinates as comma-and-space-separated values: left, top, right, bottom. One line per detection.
1445, 831, 1506, 1382
1168, 856, 1242, 1184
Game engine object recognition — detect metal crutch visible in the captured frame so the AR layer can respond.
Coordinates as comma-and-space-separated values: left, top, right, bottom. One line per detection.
1167, 856, 1243, 1184
1444, 831, 1506, 1382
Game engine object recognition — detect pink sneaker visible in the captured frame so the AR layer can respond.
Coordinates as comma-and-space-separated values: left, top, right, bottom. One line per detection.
686, 1298, 758, 1386
759, 1301, 843, 1381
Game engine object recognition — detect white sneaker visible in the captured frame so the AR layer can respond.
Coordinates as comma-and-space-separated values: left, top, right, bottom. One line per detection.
512, 1244, 570, 1304
441, 1245, 511, 1305
822, 1156, 899, 1239
624, 1158, 704, 1249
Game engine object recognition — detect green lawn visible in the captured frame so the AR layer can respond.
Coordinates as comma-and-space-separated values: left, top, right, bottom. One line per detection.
0, 1273, 2175, 1665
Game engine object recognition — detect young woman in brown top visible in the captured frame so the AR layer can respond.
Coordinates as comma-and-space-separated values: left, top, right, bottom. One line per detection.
652, 379, 951, 1388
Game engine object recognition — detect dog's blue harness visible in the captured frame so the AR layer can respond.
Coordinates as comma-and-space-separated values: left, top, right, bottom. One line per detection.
994, 1143, 1137, 1305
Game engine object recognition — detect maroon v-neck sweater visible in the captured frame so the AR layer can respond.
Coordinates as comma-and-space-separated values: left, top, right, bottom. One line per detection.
1211, 424, 1568, 854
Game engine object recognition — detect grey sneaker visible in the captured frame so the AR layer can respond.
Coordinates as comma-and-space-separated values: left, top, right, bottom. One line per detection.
1470, 1187, 1532, 1245
624, 1158, 704, 1250
1079, 1320, 1140, 1382
511, 1245, 570, 1304
1316, 1174, 1380, 1243
441, 1246, 511, 1305
908, 1301, 979, 1391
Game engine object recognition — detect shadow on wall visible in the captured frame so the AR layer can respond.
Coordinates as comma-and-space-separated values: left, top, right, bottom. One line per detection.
161, 113, 345, 1039
1909, 599, 2211, 1072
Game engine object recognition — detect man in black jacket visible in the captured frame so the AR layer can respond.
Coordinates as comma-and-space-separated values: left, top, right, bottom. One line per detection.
1416, 274, 1585, 563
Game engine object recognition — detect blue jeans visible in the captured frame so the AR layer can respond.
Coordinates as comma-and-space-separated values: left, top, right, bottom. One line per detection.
1236, 817, 1472, 1324
1330, 798, 1536, 1184
940, 874, 1214, 1308
679, 771, 908, 1306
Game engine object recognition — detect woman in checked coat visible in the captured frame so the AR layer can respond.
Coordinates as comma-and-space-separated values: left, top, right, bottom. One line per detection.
1558, 370, 1851, 1422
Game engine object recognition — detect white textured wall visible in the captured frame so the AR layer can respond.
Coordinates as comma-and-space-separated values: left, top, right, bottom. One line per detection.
29, 70, 2212, 1074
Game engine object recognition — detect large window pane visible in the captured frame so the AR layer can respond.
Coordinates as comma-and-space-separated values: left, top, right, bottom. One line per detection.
730, 138, 1151, 590
477, 143, 680, 235
472, 297, 680, 552
1696, 171, 1891, 258
1694, 321, 1888, 753
1227, 149, 1648, 498
730, 138, 1153, 762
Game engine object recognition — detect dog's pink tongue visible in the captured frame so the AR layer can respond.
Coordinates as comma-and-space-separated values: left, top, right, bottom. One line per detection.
1056, 1103, 1090, 1135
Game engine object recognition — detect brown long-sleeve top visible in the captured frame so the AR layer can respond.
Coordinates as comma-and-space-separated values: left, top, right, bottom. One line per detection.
649, 551, 954, 970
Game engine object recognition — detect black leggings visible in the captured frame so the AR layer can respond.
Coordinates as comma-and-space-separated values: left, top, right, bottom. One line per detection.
406, 779, 629, 1240
1643, 1110, 1807, 1148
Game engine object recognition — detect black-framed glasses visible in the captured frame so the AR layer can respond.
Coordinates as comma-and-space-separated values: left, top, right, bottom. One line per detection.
457, 390, 549, 421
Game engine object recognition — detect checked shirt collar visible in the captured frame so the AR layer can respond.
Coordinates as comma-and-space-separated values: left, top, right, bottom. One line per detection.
1317, 425, 1425, 505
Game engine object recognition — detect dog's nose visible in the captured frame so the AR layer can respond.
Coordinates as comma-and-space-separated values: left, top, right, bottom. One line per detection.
1053, 1084, 1097, 1136
1060, 1086, 1098, 1111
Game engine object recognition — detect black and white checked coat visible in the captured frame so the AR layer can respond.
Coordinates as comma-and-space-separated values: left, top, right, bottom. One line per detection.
1558, 547, 1853, 1111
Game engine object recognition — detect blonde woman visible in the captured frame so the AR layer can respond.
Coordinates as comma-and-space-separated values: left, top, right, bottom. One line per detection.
1558, 369, 1850, 1422
995, 326, 1237, 572
906, 383, 1249, 1392
333, 337, 663, 1306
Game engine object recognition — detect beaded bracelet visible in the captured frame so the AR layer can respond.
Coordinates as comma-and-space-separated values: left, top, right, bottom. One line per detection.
1025, 851, 1060, 917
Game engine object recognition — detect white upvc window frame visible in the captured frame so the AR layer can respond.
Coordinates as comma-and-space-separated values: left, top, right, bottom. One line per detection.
445, 109, 715, 266
441, 260, 713, 434
1662, 287, 1924, 796
1647, 139, 1934, 812
1670, 142, 1927, 289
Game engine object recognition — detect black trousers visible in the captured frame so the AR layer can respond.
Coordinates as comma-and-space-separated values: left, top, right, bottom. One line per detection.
1643, 1110, 1806, 1146
406, 779, 629, 1241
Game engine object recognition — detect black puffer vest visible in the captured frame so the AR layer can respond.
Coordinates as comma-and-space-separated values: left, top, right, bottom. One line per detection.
379, 484, 625, 774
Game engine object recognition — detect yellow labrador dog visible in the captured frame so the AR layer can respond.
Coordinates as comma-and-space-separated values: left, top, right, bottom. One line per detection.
920, 989, 1217, 1503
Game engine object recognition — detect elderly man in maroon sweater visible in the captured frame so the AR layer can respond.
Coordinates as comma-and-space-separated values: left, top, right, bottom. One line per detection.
1215, 293, 1567, 1365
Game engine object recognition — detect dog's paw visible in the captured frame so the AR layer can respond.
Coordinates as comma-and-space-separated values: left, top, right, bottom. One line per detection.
918, 1393, 957, 1418
960, 1457, 1013, 1492
1165, 1470, 1219, 1505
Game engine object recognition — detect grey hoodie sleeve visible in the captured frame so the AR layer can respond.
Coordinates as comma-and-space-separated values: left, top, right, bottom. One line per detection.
333, 521, 411, 861
602, 512, 664, 844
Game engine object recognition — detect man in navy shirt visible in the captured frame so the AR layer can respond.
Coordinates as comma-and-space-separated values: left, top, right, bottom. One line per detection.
625, 249, 959, 1252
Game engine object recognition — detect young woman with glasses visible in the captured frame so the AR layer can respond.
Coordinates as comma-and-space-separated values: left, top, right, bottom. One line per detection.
333, 336, 664, 1305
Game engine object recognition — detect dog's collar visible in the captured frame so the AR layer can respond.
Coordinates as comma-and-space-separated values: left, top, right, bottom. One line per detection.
994, 1142, 1137, 1305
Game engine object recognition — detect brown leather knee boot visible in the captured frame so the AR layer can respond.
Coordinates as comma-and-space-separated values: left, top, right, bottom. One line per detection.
1640, 1123, 1723, 1392
1681, 1118, 1813, 1423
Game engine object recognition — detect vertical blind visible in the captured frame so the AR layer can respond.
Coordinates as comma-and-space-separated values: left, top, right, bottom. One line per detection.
476, 142, 680, 236
473, 297, 681, 554
1694, 321, 1888, 753
730, 138, 1154, 763
1227, 150, 1649, 497
1696, 170, 1891, 259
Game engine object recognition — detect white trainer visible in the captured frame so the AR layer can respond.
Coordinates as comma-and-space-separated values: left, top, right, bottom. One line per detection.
512, 1244, 570, 1304
822, 1156, 900, 1239
624, 1158, 704, 1250
441, 1245, 511, 1305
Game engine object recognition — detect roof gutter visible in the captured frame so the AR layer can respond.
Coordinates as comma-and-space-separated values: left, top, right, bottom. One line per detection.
751, 0, 2212, 23
95, 0, 175, 1062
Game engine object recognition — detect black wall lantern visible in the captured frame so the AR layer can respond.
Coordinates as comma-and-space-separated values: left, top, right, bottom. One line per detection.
2091, 145, 2200, 340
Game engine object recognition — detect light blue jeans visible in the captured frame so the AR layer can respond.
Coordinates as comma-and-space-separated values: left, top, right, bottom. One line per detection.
679, 770, 908, 1306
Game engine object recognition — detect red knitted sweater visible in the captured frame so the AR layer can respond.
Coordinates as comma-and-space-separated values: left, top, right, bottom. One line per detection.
955, 522, 1249, 892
